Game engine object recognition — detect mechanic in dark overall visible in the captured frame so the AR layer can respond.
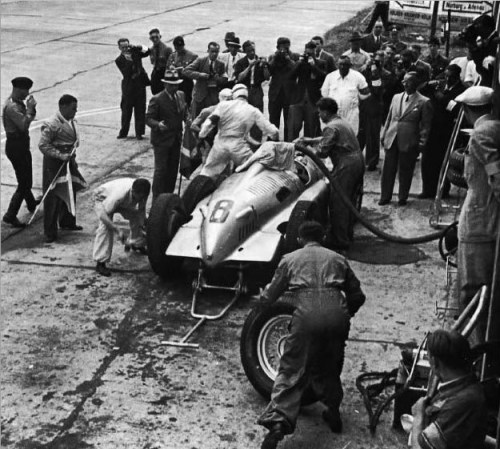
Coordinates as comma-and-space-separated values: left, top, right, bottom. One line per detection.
258, 221, 366, 449
410, 329, 487, 449
297, 97, 364, 251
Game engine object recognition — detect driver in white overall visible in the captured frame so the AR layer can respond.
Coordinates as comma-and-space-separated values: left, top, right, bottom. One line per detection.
198, 83, 279, 179
257, 221, 366, 449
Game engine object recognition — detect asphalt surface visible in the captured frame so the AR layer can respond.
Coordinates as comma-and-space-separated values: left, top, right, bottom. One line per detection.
1, 1, 459, 448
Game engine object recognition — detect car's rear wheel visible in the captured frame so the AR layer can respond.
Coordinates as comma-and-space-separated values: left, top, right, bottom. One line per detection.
147, 193, 186, 279
181, 175, 216, 215
284, 201, 319, 253
240, 301, 317, 404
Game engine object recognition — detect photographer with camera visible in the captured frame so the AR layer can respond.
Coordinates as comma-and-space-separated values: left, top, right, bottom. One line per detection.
115, 38, 150, 140
184, 42, 228, 119
287, 41, 327, 141
268, 37, 300, 141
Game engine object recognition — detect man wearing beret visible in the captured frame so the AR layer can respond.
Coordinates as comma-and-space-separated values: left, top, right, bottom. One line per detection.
2, 77, 38, 227
454, 86, 500, 346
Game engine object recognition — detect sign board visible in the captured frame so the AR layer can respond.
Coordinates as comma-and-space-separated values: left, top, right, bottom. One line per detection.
389, 1, 493, 32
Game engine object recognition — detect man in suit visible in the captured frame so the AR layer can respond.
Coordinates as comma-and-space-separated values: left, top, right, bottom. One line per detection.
361, 21, 386, 54
287, 41, 327, 141
218, 36, 243, 89
146, 70, 188, 201
420, 64, 465, 199
115, 38, 149, 140
184, 42, 228, 119
167, 36, 198, 107
388, 26, 407, 55
423, 37, 449, 80
268, 37, 300, 141
147, 28, 173, 95
311, 36, 336, 73
379, 72, 433, 206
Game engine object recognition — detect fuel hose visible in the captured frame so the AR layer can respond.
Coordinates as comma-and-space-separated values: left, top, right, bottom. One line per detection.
298, 146, 448, 244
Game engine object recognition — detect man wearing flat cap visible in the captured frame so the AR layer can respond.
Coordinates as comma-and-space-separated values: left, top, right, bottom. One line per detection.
218, 36, 243, 89
454, 86, 500, 346
167, 36, 198, 106
2, 76, 38, 227
268, 37, 300, 141
342, 31, 371, 73
146, 69, 188, 201
379, 71, 433, 206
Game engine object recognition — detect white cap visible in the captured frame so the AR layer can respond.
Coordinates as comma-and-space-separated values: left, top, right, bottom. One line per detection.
455, 86, 494, 106
232, 83, 248, 98
218, 88, 233, 101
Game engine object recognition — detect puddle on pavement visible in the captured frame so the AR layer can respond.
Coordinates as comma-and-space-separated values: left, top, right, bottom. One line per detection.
347, 237, 427, 265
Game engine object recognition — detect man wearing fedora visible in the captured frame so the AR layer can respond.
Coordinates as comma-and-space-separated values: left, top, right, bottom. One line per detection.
218, 36, 244, 89
184, 42, 228, 119
167, 36, 198, 107
342, 32, 371, 73
2, 76, 39, 227
146, 70, 188, 201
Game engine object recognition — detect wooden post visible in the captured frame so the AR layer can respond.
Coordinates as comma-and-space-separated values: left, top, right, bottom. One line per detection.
430, 1, 440, 37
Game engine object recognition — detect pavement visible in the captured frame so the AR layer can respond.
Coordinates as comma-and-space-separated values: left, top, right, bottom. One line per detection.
1, 1, 459, 448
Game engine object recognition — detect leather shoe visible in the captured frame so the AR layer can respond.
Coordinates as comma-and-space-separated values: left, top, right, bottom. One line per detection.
398, 199, 408, 206
261, 424, 284, 449
45, 236, 57, 243
378, 199, 390, 206
96, 262, 111, 276
322, 408, 343, 433
60, 224, 83, 231
136, 134, 143, 140
3, 215, 26, 228
116, 134, 127, 139
417, 193, 433, 199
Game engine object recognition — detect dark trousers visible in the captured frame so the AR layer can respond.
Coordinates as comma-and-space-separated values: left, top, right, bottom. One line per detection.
329, 152, 365, 249
358, 110, 382, 168
152, 135, 182, 201
268, 89, 290, 142
191, 92, 219, 122
44, 192, 76, 239
119, 88, 146, 137
258, 290, 350, 434
179, 77, 194, 107
380, 142, 419, 202
4, 134, 36, 219
287, 96, 320, 142
421, 139, 450, 197
248, 86, 264, 142
150, 70, 164, 95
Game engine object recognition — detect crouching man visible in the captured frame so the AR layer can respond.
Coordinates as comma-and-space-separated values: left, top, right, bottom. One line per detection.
92, 178, 150, 276
258, 221, 366, 449
410, 329, 487, 449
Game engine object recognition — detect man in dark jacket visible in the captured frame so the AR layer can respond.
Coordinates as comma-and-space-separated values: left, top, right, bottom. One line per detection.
287, 41, 327, 141
167, 36, 198, 107
361, 21, 387, 53
147, 28, 172, 95
258, 220, 366, 449
268, 37, 300, 141
311, 36, 336, 74
420, 64, 465, 198
184, 42, 228, 119
146, 70, 188, 200
115, 38, 149, 140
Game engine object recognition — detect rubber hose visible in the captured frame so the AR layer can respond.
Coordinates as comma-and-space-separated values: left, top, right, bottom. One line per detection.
299, 146, 448, 244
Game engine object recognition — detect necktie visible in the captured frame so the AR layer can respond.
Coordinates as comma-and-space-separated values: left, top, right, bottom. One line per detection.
210, 60, 214, 75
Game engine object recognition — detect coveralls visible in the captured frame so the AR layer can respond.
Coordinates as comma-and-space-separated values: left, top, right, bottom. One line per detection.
258, 242, 366, 434
92, 178, 147, 263
457, 114, 500, 345
199, 98, 278, 179
319, 115, 365, 249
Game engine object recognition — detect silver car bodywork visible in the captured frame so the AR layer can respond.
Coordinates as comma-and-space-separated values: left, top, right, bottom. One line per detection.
167, 154, 329, 267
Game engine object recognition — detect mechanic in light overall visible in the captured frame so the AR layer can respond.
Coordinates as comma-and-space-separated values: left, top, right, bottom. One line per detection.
258, 221, 366, 449
409, 330, 487, 449
198, 83, 279, 179
92, 177, 150, 277
297, 97, 365, 251
454, 86, 500, 347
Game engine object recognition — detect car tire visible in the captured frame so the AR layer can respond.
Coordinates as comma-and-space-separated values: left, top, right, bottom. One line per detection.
240, 301, 317, 405
446, 166, 467, 189
448, 149, 465, 171
181, 175, 216, 215
348, 182, 363, 241
284, 201, 319, 253
146, 193, 186, 279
